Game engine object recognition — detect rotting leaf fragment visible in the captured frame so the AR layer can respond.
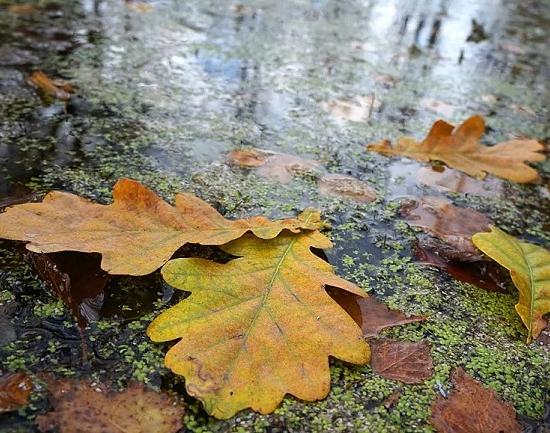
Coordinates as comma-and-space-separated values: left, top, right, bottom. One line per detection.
0, 373, 32, 413
326, 289, 425, 338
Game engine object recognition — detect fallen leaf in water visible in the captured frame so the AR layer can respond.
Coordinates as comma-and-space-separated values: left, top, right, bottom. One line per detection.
320, 95, 381, 122
29, 252, 109, 328
417, 166, 503, 196
0, 373, 32, 413
472, 226, 550, 342
327, 289, 425, 337
367, 115, 544, 183
401, 196, 491, 261
317, 174, 377, 203
370, 339, 433, 384
147, 216, 370, 419
125, 1, 153, 12
0, 179, 324, 275
27, 71, 75, 101
227, 148, 323, 183
7, 4, 39, 14
36, 378, 184, 433
430, 368, 522, 433
419, 98, 456, 118
414, 244, 509, 293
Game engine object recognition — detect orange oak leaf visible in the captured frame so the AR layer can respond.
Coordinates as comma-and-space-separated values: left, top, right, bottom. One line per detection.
147, 223, 370, 419
0, 373, 32, 413
0, 179, 324, 275
367, 115, 544, 183
430, 368, 522, 433
36, 378, 184, 433
27, 71, 76, 101
370, 339, 433, 384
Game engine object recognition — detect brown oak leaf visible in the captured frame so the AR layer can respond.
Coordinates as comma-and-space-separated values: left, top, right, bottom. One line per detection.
430, 368, 522, 433
36, 378, 184, 433
370, 339, 433, 384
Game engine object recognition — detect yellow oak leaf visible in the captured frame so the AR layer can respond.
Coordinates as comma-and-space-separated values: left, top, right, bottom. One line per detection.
147, 219, 370, 419
472, 226, 550, 342
0, 179, 324, 276
367, 115, 544, 183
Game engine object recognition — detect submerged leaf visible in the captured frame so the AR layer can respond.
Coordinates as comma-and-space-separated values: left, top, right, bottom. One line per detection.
30, 252, 108, 328
317, 174, 377, 203
227, 148, 322, 183
0, 373, 32, 413
36, 378, 184, 433
430, 368, 522, 433
417, 166, 503, 196
320, 95, 380, 123
367, 115, 544, 183
147, 219, 370, 419
0, 179, 324, 275
370, 339, 433, 384
401, 197, 491, 261
472, 226, 550, 342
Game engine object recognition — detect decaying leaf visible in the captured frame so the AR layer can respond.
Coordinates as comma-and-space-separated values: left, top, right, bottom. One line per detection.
0, 373, 32, 413
417, 166, 503, 196
370, 339, 433, 384
401, 196, 491, 261
29, 252, 109, 328
320, 95, 381, 123
147, 216, 370, 419
226, 148, 322, 183
327, 289, 425, 338
0, 179, 324, 275
27, 71, 75, 101
36, 378, 184, 433
125, 1, 154, 13
419, 97, 455, 118
7, 4, 39, 14
414, 244, 509, 293
367, 115, 544, 183
317, 174, 377, 203
430, 368, 522, 433
472, 226, 550, 342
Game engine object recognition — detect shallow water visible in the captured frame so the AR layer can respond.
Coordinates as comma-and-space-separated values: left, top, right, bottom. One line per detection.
0, 0, 549, 432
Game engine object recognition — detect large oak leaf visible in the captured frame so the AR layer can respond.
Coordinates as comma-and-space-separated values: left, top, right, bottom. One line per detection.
367, 115, 544, 183
147, 221, 370, 419
472, 226, 550, 342
0, 179, 323, 275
